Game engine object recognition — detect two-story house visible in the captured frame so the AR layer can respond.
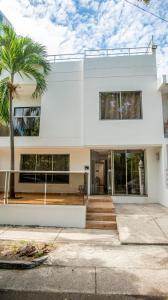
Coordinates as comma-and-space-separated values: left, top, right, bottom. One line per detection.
0, 46, 168, 227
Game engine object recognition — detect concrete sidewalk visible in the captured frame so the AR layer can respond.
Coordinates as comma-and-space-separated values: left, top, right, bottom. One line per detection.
116, 204, 168, 244
0, 226, 168, 299
0, 226, 120, 245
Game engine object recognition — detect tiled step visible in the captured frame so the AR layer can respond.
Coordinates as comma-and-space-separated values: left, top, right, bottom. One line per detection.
86, 220, 117, 230
87, 212, 116, 221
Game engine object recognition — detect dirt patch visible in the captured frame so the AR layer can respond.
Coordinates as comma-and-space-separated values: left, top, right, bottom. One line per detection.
0, 240, 55, 261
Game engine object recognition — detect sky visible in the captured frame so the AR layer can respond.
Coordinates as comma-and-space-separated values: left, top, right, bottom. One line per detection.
0, 0, 168, 78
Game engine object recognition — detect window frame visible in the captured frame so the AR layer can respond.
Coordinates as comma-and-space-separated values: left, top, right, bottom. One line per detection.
13, 106, 41, 136
19, 154, 70, 184
99, 91, 143, 120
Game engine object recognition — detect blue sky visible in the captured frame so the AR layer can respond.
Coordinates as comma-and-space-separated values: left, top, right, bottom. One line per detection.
0, 0, 168, 77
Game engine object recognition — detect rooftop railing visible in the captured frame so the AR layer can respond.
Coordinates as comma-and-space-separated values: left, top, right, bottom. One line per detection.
47, 45, 156, 63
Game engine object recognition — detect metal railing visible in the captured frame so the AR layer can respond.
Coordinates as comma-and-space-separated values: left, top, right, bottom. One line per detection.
0, 170, 89, 205
47, 45, 155, 63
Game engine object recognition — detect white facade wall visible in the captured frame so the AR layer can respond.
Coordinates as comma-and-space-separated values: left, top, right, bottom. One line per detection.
0, 52, 167, 206
83, 55, 163, 146
0, 53, 163, 148
0, 204, 86, 228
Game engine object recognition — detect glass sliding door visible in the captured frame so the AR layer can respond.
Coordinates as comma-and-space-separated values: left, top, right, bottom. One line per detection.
112, 150, 145, 196
91, 150, 145, 196
113, 151, 127, 194
127, 151, 145, 195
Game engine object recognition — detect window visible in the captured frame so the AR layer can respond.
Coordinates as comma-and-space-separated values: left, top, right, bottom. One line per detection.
100, 91, 142, 120
113, 150, 145, 195
20, 154, 69, 184
14, 107, 41, 136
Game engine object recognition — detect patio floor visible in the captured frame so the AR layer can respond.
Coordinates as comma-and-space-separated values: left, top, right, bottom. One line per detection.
0, 193, 85, 205
116, 203, 168, 244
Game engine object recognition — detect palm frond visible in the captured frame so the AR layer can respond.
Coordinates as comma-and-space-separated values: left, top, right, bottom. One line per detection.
0, 24, 50, 100
0, 77, 10, 125
21, 65, 47, 98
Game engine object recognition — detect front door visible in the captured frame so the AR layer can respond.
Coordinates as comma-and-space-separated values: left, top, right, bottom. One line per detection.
91, 150, 111, 195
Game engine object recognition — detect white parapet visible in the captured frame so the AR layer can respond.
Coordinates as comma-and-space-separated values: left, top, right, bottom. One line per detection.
0, 204, 86, 228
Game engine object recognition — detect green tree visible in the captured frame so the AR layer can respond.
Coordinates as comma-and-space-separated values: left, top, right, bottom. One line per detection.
0, 25, 50, 198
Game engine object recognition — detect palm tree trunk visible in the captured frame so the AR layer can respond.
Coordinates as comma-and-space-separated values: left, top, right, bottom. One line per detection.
9, 77, 15, 199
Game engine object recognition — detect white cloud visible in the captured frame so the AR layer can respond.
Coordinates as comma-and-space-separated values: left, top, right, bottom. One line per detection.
0, 0, 168, 77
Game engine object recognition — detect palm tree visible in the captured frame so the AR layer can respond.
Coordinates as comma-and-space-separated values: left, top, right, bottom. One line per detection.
0, 25, 50, 198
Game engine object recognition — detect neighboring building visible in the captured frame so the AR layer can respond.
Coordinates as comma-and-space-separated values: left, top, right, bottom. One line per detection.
0, 11, 11, 32
0, 45, 168, 227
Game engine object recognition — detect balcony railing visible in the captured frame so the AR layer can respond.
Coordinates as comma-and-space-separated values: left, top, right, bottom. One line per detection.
47, 46, 155, 63
0, 170, 89, 206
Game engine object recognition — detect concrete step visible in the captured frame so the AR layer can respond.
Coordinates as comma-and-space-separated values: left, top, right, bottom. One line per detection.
87, 212, 116, 221
86, 220, 117, 230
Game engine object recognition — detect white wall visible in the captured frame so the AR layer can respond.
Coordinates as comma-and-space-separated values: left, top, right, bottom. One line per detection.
83, 55, 163, 146
0, 147, 90, 193
0, 53, 164, 148
0, 204, 86, 228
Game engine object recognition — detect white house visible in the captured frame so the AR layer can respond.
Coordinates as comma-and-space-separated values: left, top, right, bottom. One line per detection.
0, 46, 168, 228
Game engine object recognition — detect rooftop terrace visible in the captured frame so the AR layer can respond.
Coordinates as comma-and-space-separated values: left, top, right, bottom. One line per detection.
47, 45, 157, 63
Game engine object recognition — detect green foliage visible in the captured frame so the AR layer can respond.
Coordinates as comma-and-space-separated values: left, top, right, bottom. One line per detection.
0, 77, 9, 124
138, 0, 150, 3
0, 24, 51, 124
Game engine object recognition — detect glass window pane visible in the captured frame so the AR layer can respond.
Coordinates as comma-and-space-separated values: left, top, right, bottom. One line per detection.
26, 118, 40, 136
21, 154, 36, 170
14, 118, 23, 136
30, 107, 41, 116
121, 91, 142, 119
53, 155, 69, 171
101, 93, 120, 120
36, 155, 52, 171
14, 116, 40, 136
127, 151, 145, 195
14, 108, 23, 117
23, 108, 31, 116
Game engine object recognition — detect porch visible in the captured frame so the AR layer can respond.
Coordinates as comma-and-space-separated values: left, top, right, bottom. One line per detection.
0, 170, 88, 228
0, 193, 85, 205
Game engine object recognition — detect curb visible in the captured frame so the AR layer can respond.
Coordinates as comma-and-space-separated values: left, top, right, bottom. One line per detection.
0, 290, 167, 300
0, 255, 48, 269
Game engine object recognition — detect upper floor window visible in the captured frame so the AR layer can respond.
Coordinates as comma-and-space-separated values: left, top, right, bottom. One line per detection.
14, 107, 41, 136
20, 154, 69, 184
100, 91, 142, 120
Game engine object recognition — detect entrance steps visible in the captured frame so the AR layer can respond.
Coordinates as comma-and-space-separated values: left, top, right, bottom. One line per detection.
86, 196, 117, 230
